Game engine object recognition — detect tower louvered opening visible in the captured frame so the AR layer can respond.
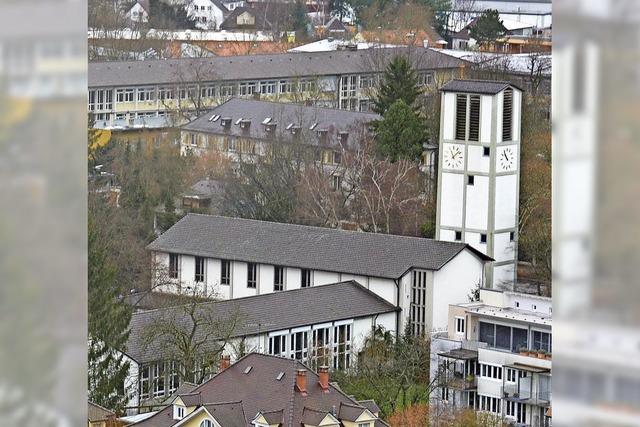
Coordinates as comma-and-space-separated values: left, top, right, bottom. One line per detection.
502, 87, 513, 141
469, 95, 480, 141
455, 94, 467, 140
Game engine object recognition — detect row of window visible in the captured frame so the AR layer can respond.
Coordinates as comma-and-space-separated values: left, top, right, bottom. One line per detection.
110, 78, 318, 105
169, 254, 314, 291
452, 230, 515, 243
139, 358, 219, 400
479, 321, 552, 353
268, 323, 352, 370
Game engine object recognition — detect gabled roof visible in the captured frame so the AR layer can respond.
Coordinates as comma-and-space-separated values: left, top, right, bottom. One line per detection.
338, 401, 371, 421
88, 47, 465, 87
88, 401, 114, 422
301, 407, 338, 425
182, 98, 379, 148
202, 401, 246, 427
324, 16, 347, 32
357, 399, 381, 415
189, 353, 380, 426
146, 214, 491, 280
126, 280, 398, 363
441, 79, 523, 94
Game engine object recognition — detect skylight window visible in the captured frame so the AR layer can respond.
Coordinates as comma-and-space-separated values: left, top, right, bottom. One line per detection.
244, 366, 253, 374
276, 372, 285, 381
262, 117, 272, 124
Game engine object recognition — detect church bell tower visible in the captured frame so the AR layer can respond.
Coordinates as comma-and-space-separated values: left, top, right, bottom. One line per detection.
435, 80, 523, 289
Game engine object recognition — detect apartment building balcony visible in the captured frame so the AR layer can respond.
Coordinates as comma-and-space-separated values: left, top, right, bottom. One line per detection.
437, 348, 478, 391
503, 363, 552, 408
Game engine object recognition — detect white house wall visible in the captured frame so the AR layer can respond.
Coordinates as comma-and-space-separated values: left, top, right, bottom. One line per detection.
432, 249, 485, 332
442, 92, 455, 140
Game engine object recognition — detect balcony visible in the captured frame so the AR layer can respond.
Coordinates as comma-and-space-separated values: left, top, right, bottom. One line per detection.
446, 373, 478, 390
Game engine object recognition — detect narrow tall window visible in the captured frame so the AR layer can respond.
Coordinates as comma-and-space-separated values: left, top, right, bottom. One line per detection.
456, 316, 466, 335
301, 269, 312, 288
274, 266, 284, 291
247, 263, 257, 289
469, 95, 480, 141
169, 254, 179, 279
502, 87, 513, 141
221, 260, 231, 285
195, 256, 205, 283
410, 270, 428, 336
333, 323, 352, 369
455, 94, 467, 140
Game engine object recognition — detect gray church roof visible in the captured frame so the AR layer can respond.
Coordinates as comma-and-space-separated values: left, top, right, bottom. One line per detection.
125, 280, 398, 363
441, 79, 523, 94
88, 47, 465, 87
146, 214, 491, 279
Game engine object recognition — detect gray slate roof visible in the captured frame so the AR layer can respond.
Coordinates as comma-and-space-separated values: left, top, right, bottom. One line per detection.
182, 98, 379, 147
441, 79, 523, 94
88, 47, 465, 87
146, 214, 491, 279
126, 280, 397, 363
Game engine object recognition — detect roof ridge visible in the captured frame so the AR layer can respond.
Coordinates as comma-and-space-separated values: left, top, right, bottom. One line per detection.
213, 97, 382, 117
180, 213, 466, 246
130, 279, 390, 318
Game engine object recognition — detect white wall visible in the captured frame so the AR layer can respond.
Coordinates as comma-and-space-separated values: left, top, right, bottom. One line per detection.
493, 263, 516, 288
442, 92, 455, 140
494, 174, 518, 229
467, 145, 490, 174
493, 232, 515, 262
432, 248, 485, 332
124, 355, 140, 413
314, 270, 341, 286
465, 231, 488, 255
440, 173, 464, 228
368, 277, 396, 305
480, 95, 493, 143
465, 175, 489, 230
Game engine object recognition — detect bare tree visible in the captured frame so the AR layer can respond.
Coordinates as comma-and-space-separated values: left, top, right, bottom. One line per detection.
140, 285, 242, 385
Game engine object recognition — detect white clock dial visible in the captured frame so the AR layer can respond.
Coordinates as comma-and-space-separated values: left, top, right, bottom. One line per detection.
443, 144, 464, 170
498, 146, 517, 171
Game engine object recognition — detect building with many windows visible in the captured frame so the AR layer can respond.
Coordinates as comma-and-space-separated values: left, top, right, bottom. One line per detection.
128, 352, 387, 426
123, 280, 398, 409
87, 47, 465, 130
179, 98, 380, 164
431, 288, 552, 426
147, 214, 492, 336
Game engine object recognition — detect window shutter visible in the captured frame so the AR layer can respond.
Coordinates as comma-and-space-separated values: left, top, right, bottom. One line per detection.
455, 94, 467, 140
502, 87, 513, 141
469, 95, 480, 141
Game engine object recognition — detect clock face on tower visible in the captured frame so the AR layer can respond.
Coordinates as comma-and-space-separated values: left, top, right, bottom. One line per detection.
443, 144, 465, 170
498, 146, 517, 172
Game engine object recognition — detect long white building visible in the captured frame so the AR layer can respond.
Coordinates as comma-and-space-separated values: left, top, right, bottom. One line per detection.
146, 214, 492, 336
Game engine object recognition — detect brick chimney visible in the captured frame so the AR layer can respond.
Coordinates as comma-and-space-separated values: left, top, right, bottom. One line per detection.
318, 366, 329, 392
220, 355, 231, 371
295, 368, 307, 395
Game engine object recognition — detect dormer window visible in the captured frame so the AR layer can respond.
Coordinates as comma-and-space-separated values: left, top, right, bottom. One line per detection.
220, 117, 232, 128
240, 119, 251, 130
173, 405, 185, 420
338, 131, 349, 146
265, 122, 277, 132
317, 129, 328, 139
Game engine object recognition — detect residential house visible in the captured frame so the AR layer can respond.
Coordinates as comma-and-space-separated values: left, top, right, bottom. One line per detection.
449, 0, 552, 29
128, 0, 150, 24
179, 98, 380, 160
87, 47, 465, 130
186, 0, 228, 30
146, 213, 492, 337
123, 280, 399, 409
450, 16, 542, 52
127, 352, 388, 426
431, 288, 552, 427
220, 2, 293, 33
